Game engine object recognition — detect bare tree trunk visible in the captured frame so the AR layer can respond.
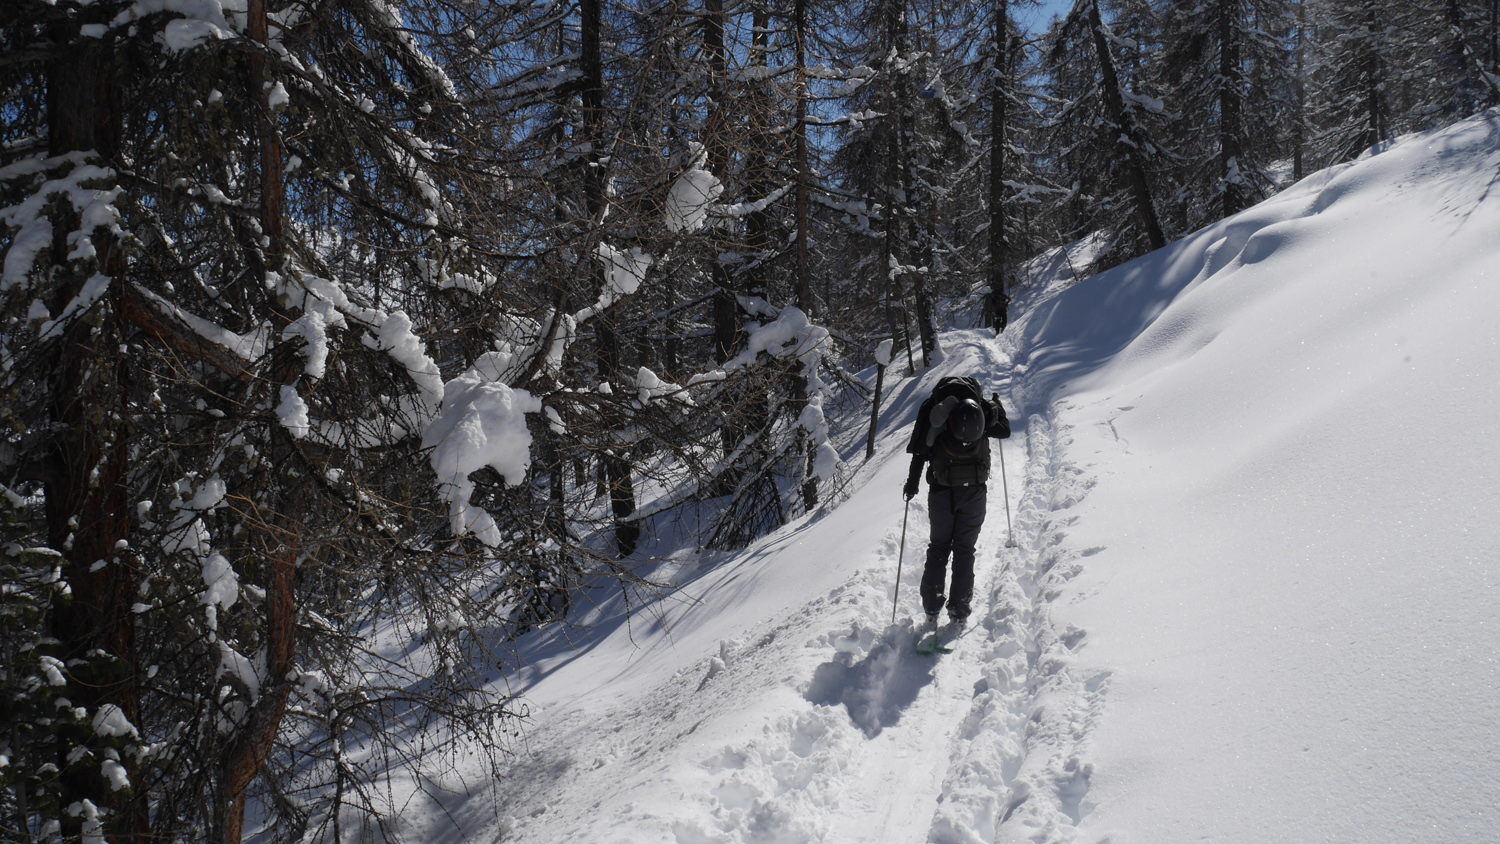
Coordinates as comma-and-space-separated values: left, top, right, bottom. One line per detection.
705, 0, 737, 366
794, 0, 813, 316
865, 361, 887, 461
215, 496, 299, 844
987, 0, 1010, 333
581, 0, 638, 556
1293, 0, 1306, 179
43, 23, 149, 842
1491, 0, 1500, 96
884, 0, 924, 371
1088, 0, 1166, 251
1218, 0, 1244, 217
213, 1, 298, 838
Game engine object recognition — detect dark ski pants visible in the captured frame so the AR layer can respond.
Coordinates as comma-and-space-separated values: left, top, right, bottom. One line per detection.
921, 484, 986, 617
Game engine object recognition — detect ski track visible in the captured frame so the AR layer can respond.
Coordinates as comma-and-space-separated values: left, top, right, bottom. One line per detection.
489, 331, 1111, 844
818, 359, 1110, 844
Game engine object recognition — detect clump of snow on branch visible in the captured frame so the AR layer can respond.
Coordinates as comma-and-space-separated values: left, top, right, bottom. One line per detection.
365, 310, 444, 410
665, 143, 723, 233
692, 307, 844, 483
0, 154, 122, 295
423, 367, 542, 547
37, 274, 112, 341
276, 385, 311, 439
635, 365, 693, 406
201, 551, 240, 627
92, 704, 139, 740
274, 272, 444, 430
575, 242, 652, 323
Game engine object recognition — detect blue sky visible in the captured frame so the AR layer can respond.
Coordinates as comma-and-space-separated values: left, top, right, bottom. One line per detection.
1014, 0, 1075, 34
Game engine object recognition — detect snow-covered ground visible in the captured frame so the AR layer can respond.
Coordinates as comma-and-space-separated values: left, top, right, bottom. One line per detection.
390, 111, 1500, 843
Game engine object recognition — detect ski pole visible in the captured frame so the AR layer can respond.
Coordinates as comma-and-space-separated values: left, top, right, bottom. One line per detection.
892, 498, 910, 624
998, 440, 1016, 547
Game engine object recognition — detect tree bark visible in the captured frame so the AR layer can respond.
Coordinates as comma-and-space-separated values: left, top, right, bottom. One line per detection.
1293, 0, 1306, 179
704, 0, 737, 365
1088, 0, 1166, 251
214, 499, 300, 844
44, 23, 149, 842
580, 0, 638, 555
865, 361, 886, 461
988, 0, 1010, 333
794, 0, 812, 316
213, 0, 299, 839
1218, 0, 1244, 217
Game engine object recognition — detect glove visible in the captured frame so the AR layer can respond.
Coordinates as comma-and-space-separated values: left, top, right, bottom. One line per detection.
903, 478, 919, 500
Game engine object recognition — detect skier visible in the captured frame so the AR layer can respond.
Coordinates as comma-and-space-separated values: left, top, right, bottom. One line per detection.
903, 376, 1010, 628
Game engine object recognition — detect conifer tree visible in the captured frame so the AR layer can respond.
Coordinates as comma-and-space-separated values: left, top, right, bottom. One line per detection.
1156, 0, 1296, 228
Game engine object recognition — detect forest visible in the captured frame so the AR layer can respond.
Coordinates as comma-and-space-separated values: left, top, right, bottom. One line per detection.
1, 0, 1496, 840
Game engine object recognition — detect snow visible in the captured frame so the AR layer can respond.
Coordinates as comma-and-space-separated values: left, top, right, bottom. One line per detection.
575, 242, 653, 323
161, 18, 230, 51
0, 156, 120, 293
266, 81, 289, 110
276, 385, 310, 439
92, 704, 139, 739
367, 310, 444, 410
99, 759, 130, 792
1002, 111, 1500, 843
201, 552, 239, 620
38, 274, 112, 341
132, 283, 268, 360
422, 369, 542, 547
665, 143, 724, 233
39, 656, 67, 687
1, 215, 52, 292
218, 640, 261, 700
325, 113, 1500, 844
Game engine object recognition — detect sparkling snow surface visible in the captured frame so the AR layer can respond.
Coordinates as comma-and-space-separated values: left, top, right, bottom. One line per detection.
388, 113, 1500, 843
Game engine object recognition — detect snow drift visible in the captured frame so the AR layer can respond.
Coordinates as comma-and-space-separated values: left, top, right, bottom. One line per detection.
1007, 109, 1500, 843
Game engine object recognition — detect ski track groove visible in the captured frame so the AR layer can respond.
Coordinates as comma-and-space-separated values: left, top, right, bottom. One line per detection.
799, 331, 1105, 844
817, 334, 1110, 844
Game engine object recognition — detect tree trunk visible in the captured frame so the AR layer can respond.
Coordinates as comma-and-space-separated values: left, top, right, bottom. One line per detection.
1088, 0, 1166, 251
581, 0, 638, 556
865, 361, 887, 461
988, 0, 1010, 333
1218, 0, 1244, 217
1293, 0, 1306, 179
793, 0, 820, 511
794, 0, 813, 316
704, 0, 737, 366
213, 0, 298, 838
214, 498, 299, 844
44, 23, 148, 842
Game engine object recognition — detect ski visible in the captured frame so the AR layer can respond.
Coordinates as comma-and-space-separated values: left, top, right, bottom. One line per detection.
915, 619, 963, 655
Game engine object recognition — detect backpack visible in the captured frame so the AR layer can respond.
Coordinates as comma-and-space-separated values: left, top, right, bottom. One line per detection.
929, 375, 984, 407
920, 376, 991, 487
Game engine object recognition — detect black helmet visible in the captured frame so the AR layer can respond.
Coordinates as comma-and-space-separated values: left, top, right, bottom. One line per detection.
948, 398, 984, 445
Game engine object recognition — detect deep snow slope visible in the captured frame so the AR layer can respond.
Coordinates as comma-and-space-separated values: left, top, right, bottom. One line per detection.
386, 111, 1499, 844
1003, 111, 1500, 842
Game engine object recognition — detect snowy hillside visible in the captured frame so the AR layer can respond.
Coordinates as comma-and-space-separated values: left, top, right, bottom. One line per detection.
390, 111, 1500, 844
